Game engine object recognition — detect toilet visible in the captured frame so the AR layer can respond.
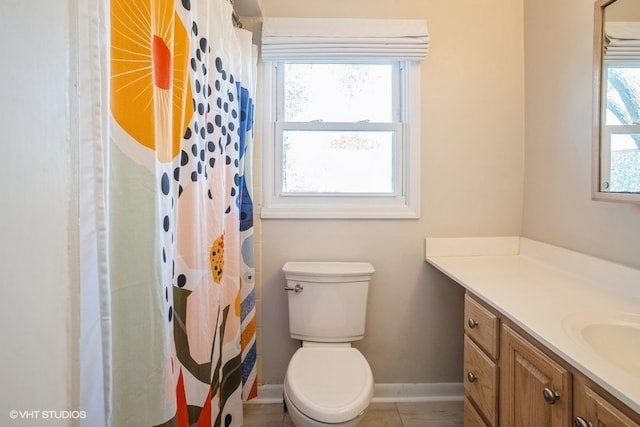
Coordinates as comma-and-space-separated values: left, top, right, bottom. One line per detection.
282, 261, 375, 427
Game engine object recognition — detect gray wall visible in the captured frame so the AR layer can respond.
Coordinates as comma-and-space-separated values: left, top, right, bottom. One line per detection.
257, 0, 525, 385
261, 222, 466, 384
522, 0, 640, 270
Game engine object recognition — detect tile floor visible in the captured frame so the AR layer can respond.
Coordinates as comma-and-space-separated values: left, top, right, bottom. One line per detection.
243, 400, 463, 427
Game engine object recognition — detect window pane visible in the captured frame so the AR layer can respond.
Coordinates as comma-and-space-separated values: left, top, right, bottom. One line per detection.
282, 130, 394, 193
605, 65, 640, 126
284, 63, 393, 122
608, 133, 640, 192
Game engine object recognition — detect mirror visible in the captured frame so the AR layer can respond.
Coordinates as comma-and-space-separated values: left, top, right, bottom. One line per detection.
593, 0, 640, 202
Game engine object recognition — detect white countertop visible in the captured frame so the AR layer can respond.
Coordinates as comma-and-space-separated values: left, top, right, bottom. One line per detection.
425, 236, 640, 414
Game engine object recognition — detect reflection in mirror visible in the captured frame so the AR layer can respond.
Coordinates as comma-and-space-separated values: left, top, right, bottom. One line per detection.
594, 0, 640, 201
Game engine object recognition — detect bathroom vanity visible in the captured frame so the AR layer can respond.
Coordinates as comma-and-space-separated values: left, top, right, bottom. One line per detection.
425, 237, 640, 427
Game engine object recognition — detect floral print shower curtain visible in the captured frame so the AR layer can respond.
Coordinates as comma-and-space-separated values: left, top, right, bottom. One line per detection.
108, 0, 256, 425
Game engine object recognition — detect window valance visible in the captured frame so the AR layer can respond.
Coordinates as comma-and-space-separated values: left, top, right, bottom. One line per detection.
605, 22, 640, 60
261, 17, 430, 61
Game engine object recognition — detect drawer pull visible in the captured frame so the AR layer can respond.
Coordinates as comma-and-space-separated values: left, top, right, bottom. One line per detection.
467, 372, 478, 383
542, 387, 560, 404
574, 417, 592, 427
467, 318, 479, 328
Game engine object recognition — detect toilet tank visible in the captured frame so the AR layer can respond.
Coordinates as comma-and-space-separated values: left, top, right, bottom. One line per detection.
282, 262, 375, 342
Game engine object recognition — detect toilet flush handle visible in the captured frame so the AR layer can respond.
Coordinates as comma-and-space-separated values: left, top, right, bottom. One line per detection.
284, 283, 304, 293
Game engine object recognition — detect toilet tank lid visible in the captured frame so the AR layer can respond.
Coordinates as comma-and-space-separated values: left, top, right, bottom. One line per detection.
282, 262, 375, 279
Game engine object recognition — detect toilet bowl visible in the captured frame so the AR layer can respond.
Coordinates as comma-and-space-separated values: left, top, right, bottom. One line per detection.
284, 344, 374, 426
282, 262, 376, 427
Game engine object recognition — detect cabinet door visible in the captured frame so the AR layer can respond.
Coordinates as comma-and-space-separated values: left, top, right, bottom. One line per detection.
583, 387, 640, 427
501, 325, 572, 427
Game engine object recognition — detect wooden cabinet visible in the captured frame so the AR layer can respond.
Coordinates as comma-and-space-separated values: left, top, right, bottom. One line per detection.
464, 398, 489, 427
500, 325, 572, 427
463, 292, 640, 427
463, 294, 499, 426
582, 387, 639, 427
464, 336, 498, 425
573, 376, 640, 427
464, 294, 499, 359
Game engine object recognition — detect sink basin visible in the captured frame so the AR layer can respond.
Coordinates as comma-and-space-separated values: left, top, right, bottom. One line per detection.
564, 313, 640, 377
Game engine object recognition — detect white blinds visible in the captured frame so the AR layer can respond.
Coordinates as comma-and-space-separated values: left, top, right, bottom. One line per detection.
605, 22, 640, 60
261, 17, 430, 61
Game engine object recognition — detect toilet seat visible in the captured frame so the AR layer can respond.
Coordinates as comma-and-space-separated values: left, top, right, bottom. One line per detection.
284, 346, 374, 424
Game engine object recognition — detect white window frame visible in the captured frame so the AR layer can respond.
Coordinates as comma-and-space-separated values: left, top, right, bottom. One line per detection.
260, 59, 421, 219
600, 59, 640, 191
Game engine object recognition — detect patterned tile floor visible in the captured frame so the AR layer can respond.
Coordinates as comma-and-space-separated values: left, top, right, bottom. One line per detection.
243, 401, 463, 427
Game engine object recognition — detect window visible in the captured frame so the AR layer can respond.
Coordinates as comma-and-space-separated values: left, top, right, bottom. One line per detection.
601, 61, 640, 193
280, 62, 398, 195
599, 20, 640, 194
260, 18, 429, 218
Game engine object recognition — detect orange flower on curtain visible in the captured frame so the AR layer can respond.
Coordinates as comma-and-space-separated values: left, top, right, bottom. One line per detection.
111, 0, 192, 162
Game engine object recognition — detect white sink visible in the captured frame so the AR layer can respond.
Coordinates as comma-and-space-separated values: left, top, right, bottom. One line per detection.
563, 313, 640, 377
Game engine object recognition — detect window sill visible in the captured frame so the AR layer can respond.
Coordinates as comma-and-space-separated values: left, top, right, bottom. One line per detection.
259, 203, 420, 219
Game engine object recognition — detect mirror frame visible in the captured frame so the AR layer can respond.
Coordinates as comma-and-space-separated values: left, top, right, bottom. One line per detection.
592, 0, 640, 203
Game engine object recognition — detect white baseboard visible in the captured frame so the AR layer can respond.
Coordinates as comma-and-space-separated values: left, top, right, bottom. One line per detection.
247, 383, 464, 404
372, 383, 463, 403
249, 384, 284, 404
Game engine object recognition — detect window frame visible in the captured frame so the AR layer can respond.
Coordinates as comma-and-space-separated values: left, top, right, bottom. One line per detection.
260, 59, 421, 219
600, 59, 640, 192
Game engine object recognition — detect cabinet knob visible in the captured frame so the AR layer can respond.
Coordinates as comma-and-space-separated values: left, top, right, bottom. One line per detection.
467, 372, 478, 383
574, 416, 592, 427
542, 387, 560, 404
467, 318, 479, 328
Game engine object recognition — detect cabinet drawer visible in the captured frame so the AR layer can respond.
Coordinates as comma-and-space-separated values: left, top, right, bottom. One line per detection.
464, 335, 498, 426
465, 294, 499, 358
464, 398, 489, 427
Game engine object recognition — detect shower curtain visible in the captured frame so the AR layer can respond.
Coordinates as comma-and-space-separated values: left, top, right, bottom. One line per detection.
79, 0, 257, 425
